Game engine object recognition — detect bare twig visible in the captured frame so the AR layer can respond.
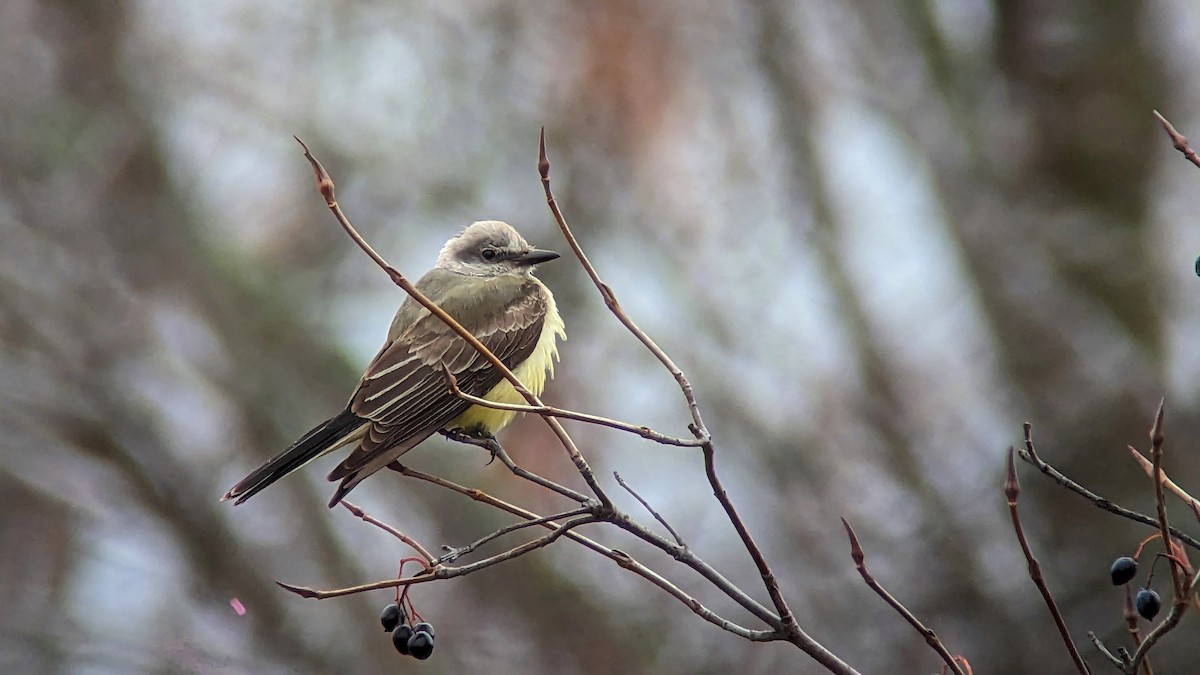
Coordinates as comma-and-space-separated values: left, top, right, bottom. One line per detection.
1018, 425, 1200, 552
614, 471, 684, 546
439, 506, 593, 564
339, 501, 435, 564
443, 432, 783, 628
539, 131, 818, 666
1087, 632, 1126, 669
438, 363, 702, 447
1148, 402, 1182, 597
1122, 587, 1152, 675
840, 518, 963, 675
1128, 402, 1190, 675
294, 137, 612, 510
278, 514, 598, 599
1005, 448, 1090, 674
1152, 111, 1200, 170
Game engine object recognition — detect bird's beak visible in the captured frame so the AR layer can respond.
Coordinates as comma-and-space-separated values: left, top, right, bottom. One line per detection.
515, 248, 561, 264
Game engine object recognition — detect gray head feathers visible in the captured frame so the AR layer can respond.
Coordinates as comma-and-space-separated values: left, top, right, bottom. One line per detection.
436, 221, 559, 276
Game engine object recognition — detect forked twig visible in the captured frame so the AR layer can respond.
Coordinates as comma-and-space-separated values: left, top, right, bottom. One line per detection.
1019, 425, 1200, 552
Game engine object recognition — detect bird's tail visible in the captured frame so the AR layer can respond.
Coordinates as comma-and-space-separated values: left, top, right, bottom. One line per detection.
221, 409, 367, 505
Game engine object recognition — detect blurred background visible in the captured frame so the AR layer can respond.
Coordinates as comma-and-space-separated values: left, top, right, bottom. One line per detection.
3, 1, 1200, 673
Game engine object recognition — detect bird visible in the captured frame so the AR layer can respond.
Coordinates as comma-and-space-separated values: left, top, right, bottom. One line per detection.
221, 220, 565, 507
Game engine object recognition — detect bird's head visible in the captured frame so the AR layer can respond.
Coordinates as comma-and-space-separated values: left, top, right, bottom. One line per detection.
436, 220, 560, 277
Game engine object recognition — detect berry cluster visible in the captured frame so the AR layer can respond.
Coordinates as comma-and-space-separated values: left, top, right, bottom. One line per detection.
381, 602, 436, 660
1109, 555, 1161, 621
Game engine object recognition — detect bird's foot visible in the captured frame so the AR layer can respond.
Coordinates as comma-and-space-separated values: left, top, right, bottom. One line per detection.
440, 428, 501, 465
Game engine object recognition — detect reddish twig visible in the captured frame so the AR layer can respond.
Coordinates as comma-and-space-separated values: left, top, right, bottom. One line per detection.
340, 501, 435, 564
840, 518, 963, 675
1153, 111, 1200, 170
1005, 448, 1091, 674
1128, 402, 1190, 674
1123, 587, 1152, 675
278, 513, 596, 599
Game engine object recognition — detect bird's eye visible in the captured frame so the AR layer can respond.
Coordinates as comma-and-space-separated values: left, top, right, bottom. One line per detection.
481, 249, 497, 261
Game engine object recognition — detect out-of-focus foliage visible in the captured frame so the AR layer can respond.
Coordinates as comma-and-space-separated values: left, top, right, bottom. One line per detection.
3, 0, 1200, 673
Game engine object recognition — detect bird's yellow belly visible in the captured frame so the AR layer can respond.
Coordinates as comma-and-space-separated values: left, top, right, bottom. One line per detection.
447, 292, 564, 434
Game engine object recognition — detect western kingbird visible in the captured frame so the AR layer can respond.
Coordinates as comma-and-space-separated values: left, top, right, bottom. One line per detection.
221, 220, 565, 507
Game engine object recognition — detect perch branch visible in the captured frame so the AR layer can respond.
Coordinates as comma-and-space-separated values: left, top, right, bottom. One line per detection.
438, 363, 701, 447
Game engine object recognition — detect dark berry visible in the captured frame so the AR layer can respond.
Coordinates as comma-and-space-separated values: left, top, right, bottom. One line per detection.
408, 630, 435, 660
380, 603, 403, 632
1110, 556, 1138, 586
413, 621, 435, 637
392, 625, 414, 655
1135, 589, 1161, 621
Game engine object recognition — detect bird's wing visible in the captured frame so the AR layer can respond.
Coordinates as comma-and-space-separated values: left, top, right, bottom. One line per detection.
327, 274, 548, 484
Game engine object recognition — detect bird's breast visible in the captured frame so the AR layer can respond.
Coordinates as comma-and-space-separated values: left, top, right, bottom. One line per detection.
447, 285, 565, 434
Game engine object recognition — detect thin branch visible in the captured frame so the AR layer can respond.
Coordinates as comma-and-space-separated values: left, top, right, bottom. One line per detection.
538, 129, 707, 437
294, 136, 611, 510
614, 471, 684, 546
840, 518, 963, 675
438, 506, 592, 564
1018, 426, 1200, 552
539, 131, 813, 662
417, 439, 782, 629
1148, 402, 1182, 597
339, 501, 435, 564
1122, 587, 1152, 675
1005, 448, 1091, 674
1128, 402, 1190, 674
1087, 632, 1127, 670
438, 363, 702, 447
439, 429, 590, 503
1152, 110, 1200, 170
387, 463, 781, 641
278, 515, 598, 599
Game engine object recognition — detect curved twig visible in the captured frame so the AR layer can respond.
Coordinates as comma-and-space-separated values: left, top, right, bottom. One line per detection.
841, 518, 964, 675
